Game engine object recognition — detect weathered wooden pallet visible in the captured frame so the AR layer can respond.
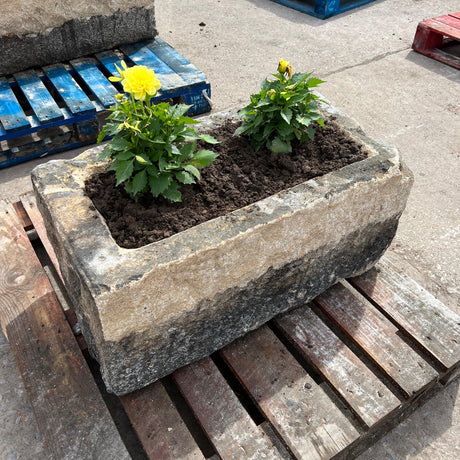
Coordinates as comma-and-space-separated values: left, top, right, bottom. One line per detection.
412, 12, 460, 70
0, 37, 211, 169
0, 192, 459, 459
269, 0, 378, 19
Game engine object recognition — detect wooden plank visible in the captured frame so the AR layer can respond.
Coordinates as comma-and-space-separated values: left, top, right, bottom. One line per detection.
12, 200, 33, 231
420, 18, 460, 41
350, 257, 460, 372
120, 42, 188, 92
449, 12, 460, 21
147, 38, 207, 86
95, 50, 124, 79
43, 64, 95, 115
221, 325, 360, 460
20, 193, 63, 283
121, 381, 205, 460
0, 200, 129, 460
314, 283, 438, 397
0, 78, 30, 131
430, 15, 460, 38
70, 58, 119, 108
14, 71, 64, 123
275, 305, 401, 428
173, 357, 281, 460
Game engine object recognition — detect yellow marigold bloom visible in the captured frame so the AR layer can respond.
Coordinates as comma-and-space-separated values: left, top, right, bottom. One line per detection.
278, 59, 289, 74
122, 65, 161, 100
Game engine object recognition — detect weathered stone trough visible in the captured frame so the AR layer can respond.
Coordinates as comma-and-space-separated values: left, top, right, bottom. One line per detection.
31, 103, 413, 395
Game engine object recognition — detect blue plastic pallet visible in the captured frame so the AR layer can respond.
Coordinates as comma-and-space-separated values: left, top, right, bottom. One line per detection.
0, 38, 211, 169
269, 0, 378, 19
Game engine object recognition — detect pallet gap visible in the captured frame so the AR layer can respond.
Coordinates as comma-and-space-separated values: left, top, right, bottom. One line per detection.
309, 301, 409, 403
161, 374, 219, 459
84, 356, 150, 460
348, 279, 448, 375
211, 351, 266, 426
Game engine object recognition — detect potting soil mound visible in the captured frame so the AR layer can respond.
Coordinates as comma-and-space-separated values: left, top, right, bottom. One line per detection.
85, 119, 367, 248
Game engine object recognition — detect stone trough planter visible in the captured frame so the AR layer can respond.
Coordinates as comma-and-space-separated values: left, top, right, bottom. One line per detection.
31, 101, 413, 395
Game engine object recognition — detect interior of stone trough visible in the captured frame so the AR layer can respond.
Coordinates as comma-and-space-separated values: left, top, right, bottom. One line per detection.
0, 1, 459, 459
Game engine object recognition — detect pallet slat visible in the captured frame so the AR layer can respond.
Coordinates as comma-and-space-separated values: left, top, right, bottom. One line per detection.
121, 42, 188, 92
173, 357, 281, 460
43, 64, 96, 115
121, 382, 205, 460
275, 305, 401, 428
20, 192, 63, 283
221, 325, 360, 460
0, 200, 129, 460
350, 258, 460, 373
0, 78, 31, 131
147, 38, 207, 86
70, 58, 119, 108
14, 71, 64, 123
315, 283, 438, 397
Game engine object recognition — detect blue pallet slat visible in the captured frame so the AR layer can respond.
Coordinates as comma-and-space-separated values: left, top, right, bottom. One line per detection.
120, 42, 188, 92
70, 59, 119, 108
0, 78, 31, 132
14, 72, 64, 124
43, 65, 96, 115
270, 0, 376, 19
147, 38, 207, 86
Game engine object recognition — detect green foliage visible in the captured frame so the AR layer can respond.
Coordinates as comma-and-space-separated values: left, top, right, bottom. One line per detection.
98, 98, 218, 202
235, 65, 326, 154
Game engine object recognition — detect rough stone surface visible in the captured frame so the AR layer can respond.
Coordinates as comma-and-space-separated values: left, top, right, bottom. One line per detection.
31, 105, 413, 395
0, 2, 156, 75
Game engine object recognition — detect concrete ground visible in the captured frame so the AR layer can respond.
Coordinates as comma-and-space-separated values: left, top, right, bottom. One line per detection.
0, 0, 459, 458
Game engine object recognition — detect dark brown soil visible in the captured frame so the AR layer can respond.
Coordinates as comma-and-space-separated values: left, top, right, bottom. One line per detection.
85, 119, 367, 248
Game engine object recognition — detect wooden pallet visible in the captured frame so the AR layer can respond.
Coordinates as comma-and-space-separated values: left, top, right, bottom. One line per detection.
269, 0, 377, 19
412, 12, 460, 70
0, 192, 459, 460
0, 38, 211, 169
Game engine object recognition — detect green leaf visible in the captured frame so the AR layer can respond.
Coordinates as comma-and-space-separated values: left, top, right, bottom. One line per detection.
114, 150, 135, 161
307, 125, 315, 140
135, 154, 151, 165
97, 126, 109, 143
190, 150, 218, 168
109, 137, 132, 151
162, 182, 182, 202
281, 108, 293, 124
271, 137, 292, 154
176, 171, 195, 184
180, 141, 197, 160
132, 170, 148, 195
199, 133, 220, 144
115, 160, 134, 186
306, 77, 325, 88
149, 174, 172, 197
183, 164, 201, 180
169, 104, 192, 118
98, 146, 112, 160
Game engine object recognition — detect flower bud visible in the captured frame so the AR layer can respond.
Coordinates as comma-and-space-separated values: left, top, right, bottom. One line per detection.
278, 59, 289, 74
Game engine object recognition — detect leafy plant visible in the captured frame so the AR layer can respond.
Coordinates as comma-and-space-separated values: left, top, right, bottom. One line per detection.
98, 61, 218, 202
235, 59, 326, 154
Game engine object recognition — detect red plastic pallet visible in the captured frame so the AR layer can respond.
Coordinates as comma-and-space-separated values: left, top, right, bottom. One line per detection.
412, 12, 460, 69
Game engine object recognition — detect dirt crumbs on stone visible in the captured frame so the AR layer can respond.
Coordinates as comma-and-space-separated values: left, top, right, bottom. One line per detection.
85, 118, 367, 248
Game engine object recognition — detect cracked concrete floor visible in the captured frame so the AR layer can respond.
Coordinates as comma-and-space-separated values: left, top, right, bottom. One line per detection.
0, 0, 459, 458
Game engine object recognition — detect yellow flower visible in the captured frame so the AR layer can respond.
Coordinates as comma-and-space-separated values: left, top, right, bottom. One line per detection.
109, 61, 162, 100
286, 64, 293, 79
278, 59, 289, 74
